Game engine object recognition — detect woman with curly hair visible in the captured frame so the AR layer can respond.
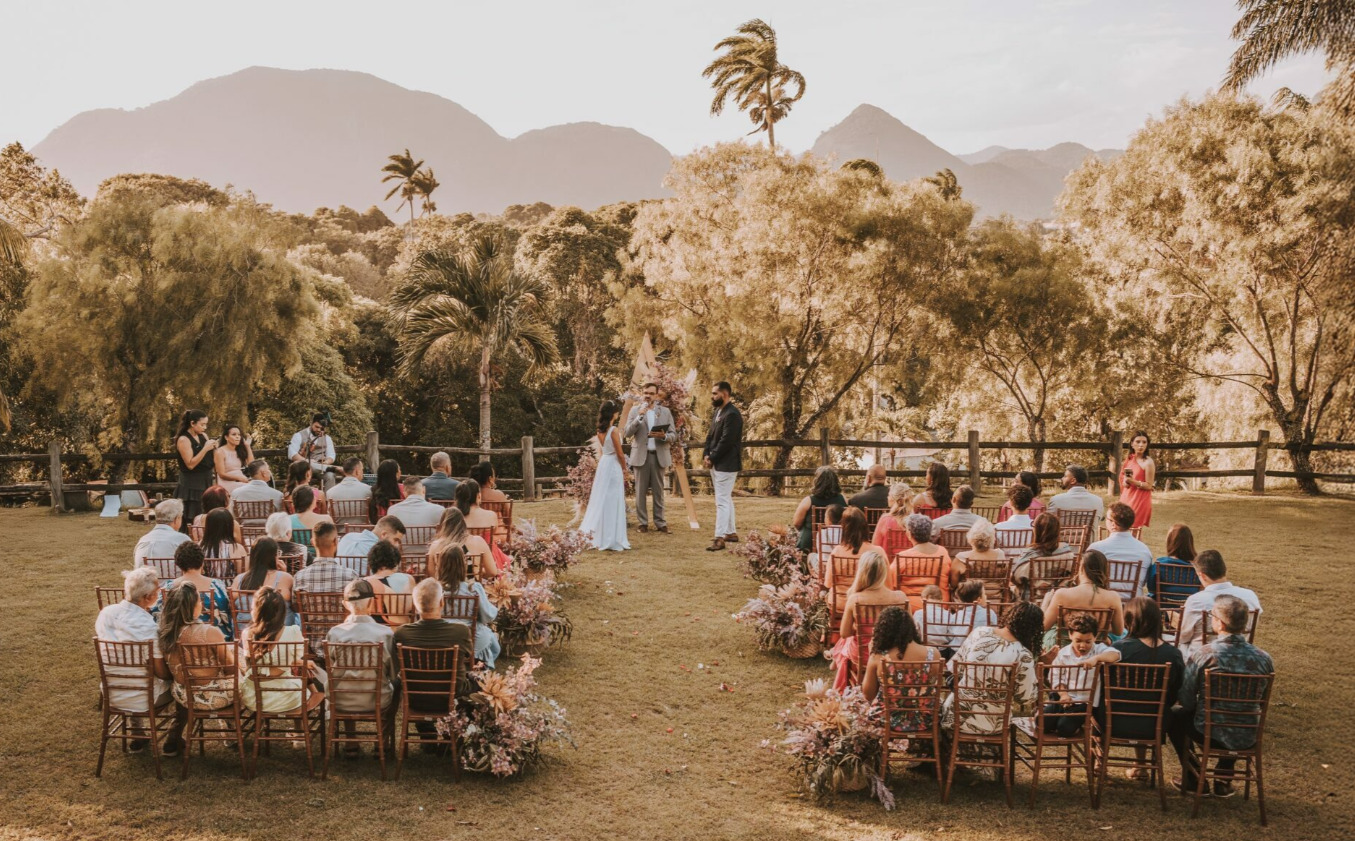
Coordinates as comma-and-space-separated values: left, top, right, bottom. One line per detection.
861, 606, 937, 705
942, 601, 1043, 734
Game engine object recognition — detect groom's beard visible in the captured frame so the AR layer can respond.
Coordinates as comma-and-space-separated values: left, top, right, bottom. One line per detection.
712, 398, 724, 408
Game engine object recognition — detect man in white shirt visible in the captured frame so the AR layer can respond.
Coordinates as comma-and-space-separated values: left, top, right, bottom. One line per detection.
994, 485, 1035, 532
229, 460, 284, 508
386, 477, 445, 528
289, 413, 336, 475
931, 485, 988, 539
94, 566, 182, 752
1047, 464, 1106, 532
337, 515, 406, 559
327, 457, 373, 502
1086, 502, 1154, 600
326, 579, 397, 720
133, 499, 191, 564
1176, 549, 1263, 657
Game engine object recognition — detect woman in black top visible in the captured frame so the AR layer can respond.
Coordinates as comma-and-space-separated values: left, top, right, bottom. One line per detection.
793, 466, 847, 553
1109, 596, 1185, 779
174, 410, 218, 532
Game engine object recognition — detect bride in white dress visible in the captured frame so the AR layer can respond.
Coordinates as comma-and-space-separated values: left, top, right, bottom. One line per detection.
580, 400, 630, 551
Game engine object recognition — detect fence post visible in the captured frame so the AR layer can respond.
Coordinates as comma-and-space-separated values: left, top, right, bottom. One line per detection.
967, 430, 982, 490
364, 430, 379, 472
521, 436, 536, 502
1252, 429, 1270, 495
1107, 430, 1124, 495
49, 439, 65, 513
819, 427, 830, 466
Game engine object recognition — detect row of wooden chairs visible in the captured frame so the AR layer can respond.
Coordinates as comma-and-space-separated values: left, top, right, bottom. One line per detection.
93, 638, 467, 782
222, 498, 514, 534
876, 658, 1273, 822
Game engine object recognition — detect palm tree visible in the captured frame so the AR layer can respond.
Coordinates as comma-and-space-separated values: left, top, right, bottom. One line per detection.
381, 149, 424, 223
702, 18, 806, 149
1225, 0, 1355, 120
925, 168, 963, 201
389, 235, 559, 454
411, 167, 440, 216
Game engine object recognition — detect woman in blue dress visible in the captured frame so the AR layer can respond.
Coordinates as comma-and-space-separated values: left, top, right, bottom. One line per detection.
434, 543, 501, 668
166, 542, 235, 641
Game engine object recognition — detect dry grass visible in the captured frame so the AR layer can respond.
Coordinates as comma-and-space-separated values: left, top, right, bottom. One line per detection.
1, 490, 1352, 841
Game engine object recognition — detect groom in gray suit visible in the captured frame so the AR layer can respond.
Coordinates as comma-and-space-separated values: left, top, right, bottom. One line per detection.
624, 382, 676, 533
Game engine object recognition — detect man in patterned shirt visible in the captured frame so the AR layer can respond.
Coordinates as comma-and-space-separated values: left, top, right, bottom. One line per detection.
295, 522, 358, 592
1170, 594, 1275, 798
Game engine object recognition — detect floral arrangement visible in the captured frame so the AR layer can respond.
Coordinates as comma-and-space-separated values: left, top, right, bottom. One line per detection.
494, 569, 573, 655
733, 571, 828, 657
732, 524, 807, 585
765, 680, 895, 810
508, 519, 591, 575
437, 654, 574, 776
564, 443, 599, 524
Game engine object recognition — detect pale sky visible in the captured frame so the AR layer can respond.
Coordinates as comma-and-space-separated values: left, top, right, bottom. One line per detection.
6, 0, 1330, 156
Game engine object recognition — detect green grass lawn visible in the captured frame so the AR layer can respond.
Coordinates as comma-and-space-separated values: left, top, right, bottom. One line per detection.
1, 490, 1352, 841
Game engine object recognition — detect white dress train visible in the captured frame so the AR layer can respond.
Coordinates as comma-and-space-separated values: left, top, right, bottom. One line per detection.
580, 427, 630, 551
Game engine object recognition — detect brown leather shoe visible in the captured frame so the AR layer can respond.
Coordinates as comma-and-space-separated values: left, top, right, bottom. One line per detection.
657, 525, 670, 533
723, 533, 740, 543
638, 525, 649, 533
705, 537, 726, 552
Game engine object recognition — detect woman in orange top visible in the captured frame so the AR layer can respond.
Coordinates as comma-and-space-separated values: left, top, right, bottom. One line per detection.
892, 513, 953, 610
1119, 431, 1155, 528
870, 483, 913, 559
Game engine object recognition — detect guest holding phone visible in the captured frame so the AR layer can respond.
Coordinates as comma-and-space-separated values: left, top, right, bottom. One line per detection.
1120, 431, 1155, 528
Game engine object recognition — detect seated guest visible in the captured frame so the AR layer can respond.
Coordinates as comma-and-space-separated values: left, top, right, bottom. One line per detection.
808, 504, 845, 580
337, 515, 406, 561
793, 466, 847, 554
870, 483, 913, 557
831, 550, 910, 689
285, 461, 328, 515
941, 602, 1042, 733
95, 566, 175, 752
995, 484, 1035, 532
1010, 513, 1077, 600
1112, 596, 1185, 779
265, 511, 308, 565
954, 519, 1005, 582
435, 544, 501, 668
238, 587, 316, 714
327, 457, 373, 502
232, 538, 295, 604
365, 541, 414, 628
199, 507, 247, 571
1000, 471, 1046, 521
911, 462, 952, 511
387, 476, 445, 528
930, 485, 988, 539
169, 542, 233, 641
469, 461, 508, 503
911, 584, 951, 650
1044, 614, 1121, 736
1175, 550, 1262, 657
191, 486, 244, 544
861, 606, 938, 707
1047, 464, 1105, 533
893, 513, 955, 607
393, 579, 474, 745
368, 459, 405, 522
135, 499, 192, 565
290, 485, 334, 539
1087, 502, 1154, 601
159, 581, 236, 717
847, 464, 890, 512
826, 506, 884, 586
1145, 523, 1201, 605
1041, 549, 1126, 640
456, 479, 511, 570
423, 452, 460, 501
955, 579, 1000, 631
1170, 595, 1274, 797
230, 460, 284, 508
326, 578, 397, 752
914, 581, 999, 656
294, 524, 359, 592
428, 507, 495, 582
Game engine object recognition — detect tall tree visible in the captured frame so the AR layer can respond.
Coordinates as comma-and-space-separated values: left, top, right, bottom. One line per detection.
411, 167, 440, 216
1062, 94, 1355, 493
703, 18, 806, 149
381, 149, 424, 223
1225, 0, 1355, 121
622, 144, 970, 493
389, 235, 560, 453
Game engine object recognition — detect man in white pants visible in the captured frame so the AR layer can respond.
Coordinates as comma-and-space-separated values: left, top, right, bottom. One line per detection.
702, 381, 744, 552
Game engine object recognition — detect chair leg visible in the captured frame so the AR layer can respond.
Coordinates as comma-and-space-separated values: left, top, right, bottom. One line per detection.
1191, 748, 1208, 818
148, 708, 164, 781
233, 712, 249, 781
1153, 744, 1166, 812
323, 715, 334, 781
96, 705, 111, 777
395, 712, 407, 781
1002, 739, 1013, 809
942, 736, 959, 803
252, 715, 263, 777
1255, 755, 1266, 826
1095, 739, 1108, 810
180, 712, 193, 781
1027, 744, 1041, 808
301, 712, 316, 780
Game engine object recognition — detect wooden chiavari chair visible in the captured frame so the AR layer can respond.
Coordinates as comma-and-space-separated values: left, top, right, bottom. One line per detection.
93, 638, 176, 780
244, 639, 325, 779
1012, 663, 1099, 807
944, 660, 1018, 807
879, 658, 946, 792
395, 644, 462, 781
176, 641, 250, 780
233, 499, 281, 527
323, 641, 395, 781
1094, 662, 1172, 810
1187, 670, 1274, 824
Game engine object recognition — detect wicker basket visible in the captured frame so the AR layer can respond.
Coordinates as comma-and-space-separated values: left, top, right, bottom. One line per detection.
834, 764, 869, 792
503, 631, 551, 658
782, 638, 824, 659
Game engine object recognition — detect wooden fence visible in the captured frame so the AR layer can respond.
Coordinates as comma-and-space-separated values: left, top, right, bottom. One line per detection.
2, 428, 1353, 511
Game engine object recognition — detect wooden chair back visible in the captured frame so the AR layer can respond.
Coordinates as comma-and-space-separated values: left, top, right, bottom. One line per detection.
1056, 509, 1097, 533
814, 525, 843, 566
467, 525, 495, 546
279, 550, 307, 576
295, 591, 347, 656
241, 525, 267, 548
403, 525, 438, 557
96, 586, 125, 610
175, 641, 247, 778
291, 527, 314, 547
395, 645, 462, 780
1098, 525, 1144, 542
377, 591, 417, 626
1055, 604, 1115, 646
971, 505, 1003, 522
949, 660, 1017, 737
1200, 608, 1261, 645
825, 554, 861, 642
431, 498, 458, 509
995, 528, 1033, 555
850, 603, 885, 686
188, 524, 204, 542
963, 556, 1011, 603
880, 658, 946, 787
874, 520, 912, 559
1101, 662, 1171, 744
918, 600, 979, 649
1058, 525, 1090, 554
243, 638, 323, 778
1107, 558, 1144, 601
1040, 662, 1101, 714
481, 500, 513, 533
328, 498, 372, 526
142, 557, 180, 583
914, 507, 952, 520
226, 588, 255, 634
1154, 562, 1203, 609
1201, 669, 1273, 751
203, 556, 240, 581
234, 499, 280, 527
936, 527, 970, 554
93, 638, 160, 713
862, 507, 888, 528
324, 641, 389, 714
334, 555, 369, 576
1026, 555, 1078, 600
891, 554, 945, 606
442, 593, 479, 650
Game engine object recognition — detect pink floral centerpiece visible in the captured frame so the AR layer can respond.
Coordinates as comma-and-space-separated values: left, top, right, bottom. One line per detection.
437, 654, 574, 776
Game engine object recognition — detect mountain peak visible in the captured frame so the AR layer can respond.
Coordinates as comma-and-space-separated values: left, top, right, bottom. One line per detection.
810, 104, 966, 182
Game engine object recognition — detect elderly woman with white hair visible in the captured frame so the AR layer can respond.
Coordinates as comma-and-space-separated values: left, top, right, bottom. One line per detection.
954, 519, 1005, 582
94, 566, 177, 752
893, 513, 955, 608
265, 511, 308, 568
133, 498, 192, 566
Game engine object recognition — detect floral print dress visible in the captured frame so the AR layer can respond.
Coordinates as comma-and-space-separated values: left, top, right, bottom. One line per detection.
941, 626, 1037, 733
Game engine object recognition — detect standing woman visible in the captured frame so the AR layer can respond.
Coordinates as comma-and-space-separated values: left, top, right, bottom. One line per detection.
174, 410, 218, 532
1120, 431, 1155, 528
579, 400, 630, 552
911, 462, 952, 512
213, 423, 254, 495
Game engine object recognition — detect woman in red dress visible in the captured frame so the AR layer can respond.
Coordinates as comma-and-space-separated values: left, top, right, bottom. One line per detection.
1120, 431, 1155, 527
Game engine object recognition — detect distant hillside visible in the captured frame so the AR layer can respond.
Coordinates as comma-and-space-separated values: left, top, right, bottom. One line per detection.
813, 105, 1122, 219
32, 67, 674, 215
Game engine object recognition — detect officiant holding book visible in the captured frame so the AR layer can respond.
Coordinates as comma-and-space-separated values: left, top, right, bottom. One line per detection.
625, 382, 676, 534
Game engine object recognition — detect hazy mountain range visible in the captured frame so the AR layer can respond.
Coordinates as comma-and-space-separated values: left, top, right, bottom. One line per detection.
32, 67, 1119, 220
